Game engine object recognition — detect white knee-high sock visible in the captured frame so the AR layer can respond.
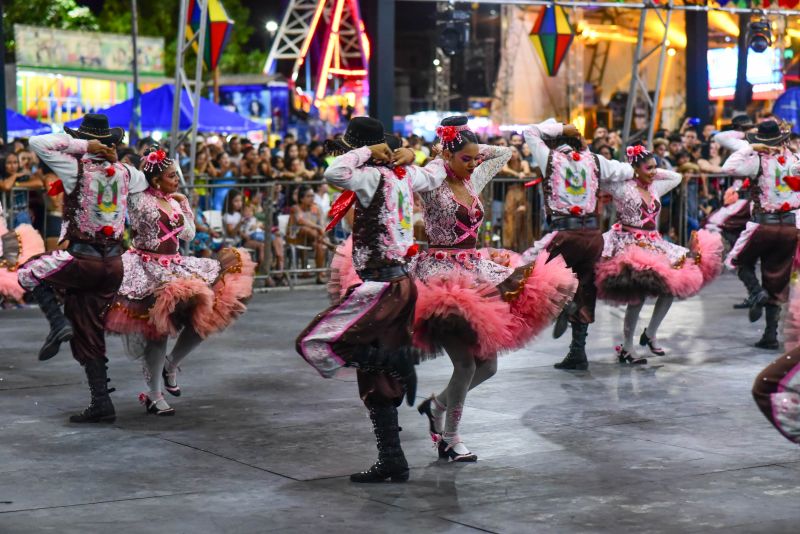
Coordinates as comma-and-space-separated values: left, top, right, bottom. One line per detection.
142, 337, 168, 398
166, 326, 203, 372
646, 295, 674, 342
623, 301, 645, 353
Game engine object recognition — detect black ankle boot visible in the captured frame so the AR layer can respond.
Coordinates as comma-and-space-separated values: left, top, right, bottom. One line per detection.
555, 322, 589, 370
350, 406, 409, 483
738, 266, 768, 323
755, 304, 781, 350
69, 359, 116, 423
30, 285, 73, 361
348, 346, 418, 405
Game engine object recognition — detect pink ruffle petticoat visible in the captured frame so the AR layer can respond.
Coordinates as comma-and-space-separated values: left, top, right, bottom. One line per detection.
595, 225, 723, 304
329, 237, 578, 360
105, 247, 255, 342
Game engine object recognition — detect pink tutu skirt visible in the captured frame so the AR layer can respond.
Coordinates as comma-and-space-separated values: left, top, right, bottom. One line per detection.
329, 237, 578, 360
106, 247, 255, 342
595, 226, 723, 304
0, 224, 45, 302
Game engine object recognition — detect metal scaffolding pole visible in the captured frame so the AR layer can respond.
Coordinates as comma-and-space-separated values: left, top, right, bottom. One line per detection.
170, 0, 209, 186
621, 1, 671, 151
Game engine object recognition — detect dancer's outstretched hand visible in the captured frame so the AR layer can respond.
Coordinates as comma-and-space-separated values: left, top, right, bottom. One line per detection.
368, 143, 393, 163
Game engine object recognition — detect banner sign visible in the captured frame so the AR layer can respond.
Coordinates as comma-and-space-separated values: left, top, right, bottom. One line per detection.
14, 24, 165, 77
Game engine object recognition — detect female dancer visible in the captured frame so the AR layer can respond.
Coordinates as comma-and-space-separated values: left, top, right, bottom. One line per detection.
105, 147, 255, 415
412, 116, 577, 461
0, 200, 45, 305
595, 145, 723, 363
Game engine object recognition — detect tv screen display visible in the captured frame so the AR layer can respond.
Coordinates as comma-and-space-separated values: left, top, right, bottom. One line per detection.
707, 47, 783, 99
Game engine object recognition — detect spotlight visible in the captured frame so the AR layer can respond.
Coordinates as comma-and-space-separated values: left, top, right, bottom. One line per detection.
748, 20, 772, 53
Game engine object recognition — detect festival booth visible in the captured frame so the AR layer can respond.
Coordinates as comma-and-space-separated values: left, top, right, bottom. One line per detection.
12, 25, 167, 125
5, 109, 51, 138
63, 84, 264, 136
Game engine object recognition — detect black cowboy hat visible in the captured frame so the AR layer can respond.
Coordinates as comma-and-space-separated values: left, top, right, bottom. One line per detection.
746, 120, 790, 146
731, 112, 755, 131
325, 116, 396, 155
64, 113, 124, 147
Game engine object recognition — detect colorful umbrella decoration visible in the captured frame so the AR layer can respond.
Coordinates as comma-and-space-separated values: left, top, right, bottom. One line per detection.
529, 5, 574, 77
186, 0, 234, 71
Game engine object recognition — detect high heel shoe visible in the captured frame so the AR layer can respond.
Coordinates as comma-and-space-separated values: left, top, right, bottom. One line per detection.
417, 395, 444, 436
162, 368, 181, 397
139, 393, 175, 416
438, 436, 477, 462
616, 346, 647, 365
639, 329, 666, 356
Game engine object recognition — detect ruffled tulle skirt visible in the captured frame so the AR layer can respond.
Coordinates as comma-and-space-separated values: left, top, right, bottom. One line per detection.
329, 237, 578, 360
105, 247, 255, 345
595, 226, 723, 304
0, 224, 45, 302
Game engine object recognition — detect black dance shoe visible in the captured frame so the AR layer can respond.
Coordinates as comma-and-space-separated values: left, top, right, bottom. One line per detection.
554, 350, 588, 370
69, 359, 116, 423
748, 290, 769, 323
639, 329, 666, 356
417, 395, 443, 436
162, 368, 181, 397
139, 394, 175, 416
733, 298, 750, 310
616, 346, 647, 365
438, 438, 478, 462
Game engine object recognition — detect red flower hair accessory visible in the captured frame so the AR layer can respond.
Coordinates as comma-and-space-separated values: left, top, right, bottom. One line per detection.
436, 126, 458, 143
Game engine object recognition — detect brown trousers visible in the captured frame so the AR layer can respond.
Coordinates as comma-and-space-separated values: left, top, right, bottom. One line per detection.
546, 229, 605, 323
19, 250, 123, 364
296, 277, 417, 408
731, 223, 798, 304
752, 347, 800, 445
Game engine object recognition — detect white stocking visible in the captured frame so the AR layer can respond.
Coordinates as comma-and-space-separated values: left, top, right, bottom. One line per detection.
623, 301, 645, 354
646, 295, 674, 344
142, 337, 168, 399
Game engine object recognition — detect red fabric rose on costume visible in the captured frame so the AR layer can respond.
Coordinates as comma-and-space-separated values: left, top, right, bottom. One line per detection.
101, 226, 114, 236
571, 152, 581, 161
436, 126, 458, 142
778, 156, 787, 165
781, 202, 792, 212
394, 166, 407, 179
784, 176, 800, 192
47, 179, 64, 197
105, 166, 116, 177
569, 206, 583, 216
434, 251, 447, 261
405, 243, 419, 257
741, 178, 751, 190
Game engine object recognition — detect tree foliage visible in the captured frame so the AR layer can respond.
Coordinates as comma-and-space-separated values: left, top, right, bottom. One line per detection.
3, 0, 98, 61
3, 0, 266, 76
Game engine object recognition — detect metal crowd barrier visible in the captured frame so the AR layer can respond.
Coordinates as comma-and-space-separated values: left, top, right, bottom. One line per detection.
1, 172, 745, 287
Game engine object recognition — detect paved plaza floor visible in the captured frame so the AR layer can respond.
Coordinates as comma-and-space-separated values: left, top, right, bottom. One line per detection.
1, 273, 799, 533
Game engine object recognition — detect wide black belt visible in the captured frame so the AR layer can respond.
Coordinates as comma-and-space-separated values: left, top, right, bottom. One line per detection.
357, 264, 408, 282
753, 212, 796, 225
68, 242, 123, 258
550, 215, 599, 231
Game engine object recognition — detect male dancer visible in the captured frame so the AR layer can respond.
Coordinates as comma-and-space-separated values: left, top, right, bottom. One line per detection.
296, 117, 444, 482
713, 114, 756, 309
722, 120, 800, 349
19, 114, 148, 422
522, 120, 634, 370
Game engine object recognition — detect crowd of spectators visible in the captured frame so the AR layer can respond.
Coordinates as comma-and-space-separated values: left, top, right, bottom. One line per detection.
2, 114, 798, 289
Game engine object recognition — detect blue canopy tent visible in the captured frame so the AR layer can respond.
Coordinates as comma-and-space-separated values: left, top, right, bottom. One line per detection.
64, 84, 264, 133
773, 87, 800, 134
6, 109, 51, 138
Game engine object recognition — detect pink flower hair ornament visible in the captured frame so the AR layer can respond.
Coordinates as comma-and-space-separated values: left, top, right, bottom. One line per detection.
142, 147, 174, 174
626, 144, 652, 165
